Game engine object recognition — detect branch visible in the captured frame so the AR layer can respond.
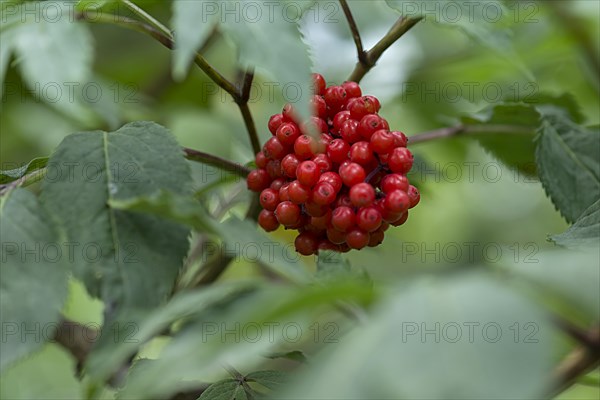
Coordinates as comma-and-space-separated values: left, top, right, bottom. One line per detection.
348, 16, 423, 83
183, 148, 251, 177
339, 0, 367, 65
408, 124, 534, 145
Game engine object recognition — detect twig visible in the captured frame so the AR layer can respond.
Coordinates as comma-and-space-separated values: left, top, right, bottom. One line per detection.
339, 0, 367, 65
408, 124, 534, 145
348, 16, 423, 83
183, 148, 251, 177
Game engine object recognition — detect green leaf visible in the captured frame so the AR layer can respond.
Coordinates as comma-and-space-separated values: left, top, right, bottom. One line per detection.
462, 103, 541, 176
171, 0, 216, 80
40, 121, 192, 311
265, 350, 307, 363
0, 25, 15, 97
535, 115, 600, 223
524, 93, 585, 123
0, 157, 48, 184
198, 379, 247, 400
280, 273, 554, 400
551, 200, 600, 249
75, 0, 113, 12
245, 370, 287, 390
0, 189, 68, 372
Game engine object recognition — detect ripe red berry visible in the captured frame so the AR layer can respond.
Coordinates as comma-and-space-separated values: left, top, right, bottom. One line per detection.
334, 192, 353, 208
324, 86, 348, 111
296, 160, 320, 187
281, 153, 300, 178
305, 201, 329, 217
350, 141, 376, 165
331, 206, 355, 232
288, 180, 311, 204
390, 131, 408, 147
310, 210, 332, 230
368, 229, 385, 247
265, 159, 282, 179
356, 206, 382, 232
350, 182, 375, 207
346, 228, 369, 250
370, 129, 395, 154
318, 240, 340, 252
312, 181, 337, 205
301, 117, 328, 135
391, 211, 409, 226
358, 114, 389, 140
275, 201, 301, 226
384, 190, 410, 214
268, 114, 285, 135
312, 154, 332, 174
380, 174, 409, 194
294, 135, 316, 159
270, 178, 286, 191
310, 95, 327, 119
388, 147, 414, 174
318, 171, 343, 193
295, 232, 319, 256
312, 73, 326, 96
282, 103, 298, 122
247, 169, 271, 192
340, 119, 362, 144
332, 110, 351, 135
327, 227, 347, 244
263, 137, 287, 160
342, 81, 362, 98
276, 122, 300, 147
258, 209, 280, 232
255, 151, 268, 169
407, 185, 420, 208
327, 138, 351, 164
278, 183, 290, 202
339, 162, 366, 187
259, 188, 280, 211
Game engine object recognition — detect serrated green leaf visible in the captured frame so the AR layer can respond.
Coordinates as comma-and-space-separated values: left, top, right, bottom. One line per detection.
280, 273, 555, 400
551, 200, 600, 249
524, 93, 585, 123
0, 157, 48, 184
245, 370, 287, 390
172, 0, 217, 80
535, 116, 600, 223
40, 121, 192, 312
0, 189, 68, 372
198, 379, 246, 400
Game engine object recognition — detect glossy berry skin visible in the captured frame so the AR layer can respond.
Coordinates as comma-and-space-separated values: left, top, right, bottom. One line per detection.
358, 114, 389, 139
294, 135, 316, 159
384, 190, 410, 214
391, 211, 409, 226
332, 111, 351, 134
312, 181, 337, 205
390, 131, 408, 148
318, 172, 343, 193
278, 184, 290, 202
340, 120, 362, 144
288, 180, 311, 204
370, 130, 395, 154
356, 206, 382, 232
310, 95, 327, 119
331, 206, 355, 232
368, 229, 385, 247
310, 210, 332, 230
312, 154, 332, 174
281, 154, 300, 178
282, 103, 297, 122
247, 169, 271, 192
305, 201, 329, 217
407, 185, 420, 208
324, 86, 348, 111
350, 183, 375, 207
268, 114, 285, 135
255, 151, 268, 169
263, 137, 287, 160
259, 188, 279, 211
296, 161, 320, 187
312, 73, 326, 96
276, 123, 300, 147
339, 162, 366, 187
388, 147, 414, 174
258, 209, 280, 232
346, 228, 370, 250
270, 178, 286, 191
380, 174, 409, 194
350, 141, 376, 165
327, 227, 347, 244
327, 139, 351, 164
265, 159, 282, 179
295, 232, 319, 256
275, 201, 301, 227
342, 81, 362, 98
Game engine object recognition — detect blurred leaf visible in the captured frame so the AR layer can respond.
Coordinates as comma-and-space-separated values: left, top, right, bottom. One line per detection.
265, 350, 307, 363
280, 273, 554, 400
551, 200, 600, 249
525, 93, 585, 123
172, 0, 217, 80
0, 189, 67, 372
40, 121, 192, 311
198, 379, 247, 400
462, 103, 541, 176
245, 370, 287, 390
75, 0, 112, 12
535, 115, 600, 223
0, 26, 15, 97
0, 156, 48, 184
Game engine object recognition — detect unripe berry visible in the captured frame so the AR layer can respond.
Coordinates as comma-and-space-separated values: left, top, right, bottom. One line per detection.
349, 182, 375, 207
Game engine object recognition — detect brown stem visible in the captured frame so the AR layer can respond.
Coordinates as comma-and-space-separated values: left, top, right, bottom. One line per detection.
348, 16, 423, 83
339, 0, 367, 65
183, 147, 251, 177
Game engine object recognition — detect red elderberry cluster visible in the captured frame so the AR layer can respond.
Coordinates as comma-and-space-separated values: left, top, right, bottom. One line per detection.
247, 74, 420, 255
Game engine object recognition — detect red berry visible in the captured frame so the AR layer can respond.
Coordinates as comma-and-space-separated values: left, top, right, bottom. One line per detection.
390, 131, 408, 148
312, 154, 332, 173
247, 169, 271, 192
346, 228, 370, 250
332, 111, 352, 135
318, 240, 340, 252
388, 147, 413, 174
391, 211, 409, 226
281, 154, 300, 178
259, 188, 280, 211
384, 190, 410, 214
380, 174, 409, 194
331, 206, 355, 232
318, 171, 343, 193
301, 117, 328, 135
312, 73, 326, 96
282, 103, 297, 122
270, 178, 286, 191
363, 95, 381, 112
268, 114, 285, 135
358, 114, 389, 140
288, 180, 311, 204
275, 201, 301, 226
324, 86, 348, 111
255, 151, 268, 169
263, 137, 287, 160
407, 185, 420, 208
305, 201, 329, 217
347, 96, 380, 120
265, 159, 282, 179
258, 209, 280, 232
311, 210, 332, 230
370, 129, 395, 154
342, 81, 362, 98
356, 206, 382, 232
327, 227, 347, 245
339, 162, 366, 187
327, 138, 351, 164
349, 182, 375, 207
312, 181, 337, 205
368, 229, 385, 247
350, 141, 376, 165
279, 183, 290, 202
296, 160, 320, 187
310, 95, 327, 119
276, 122, 300, 147
295, 232, 319, 255
294, 135, 316, 159
334, 193, 353, 208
